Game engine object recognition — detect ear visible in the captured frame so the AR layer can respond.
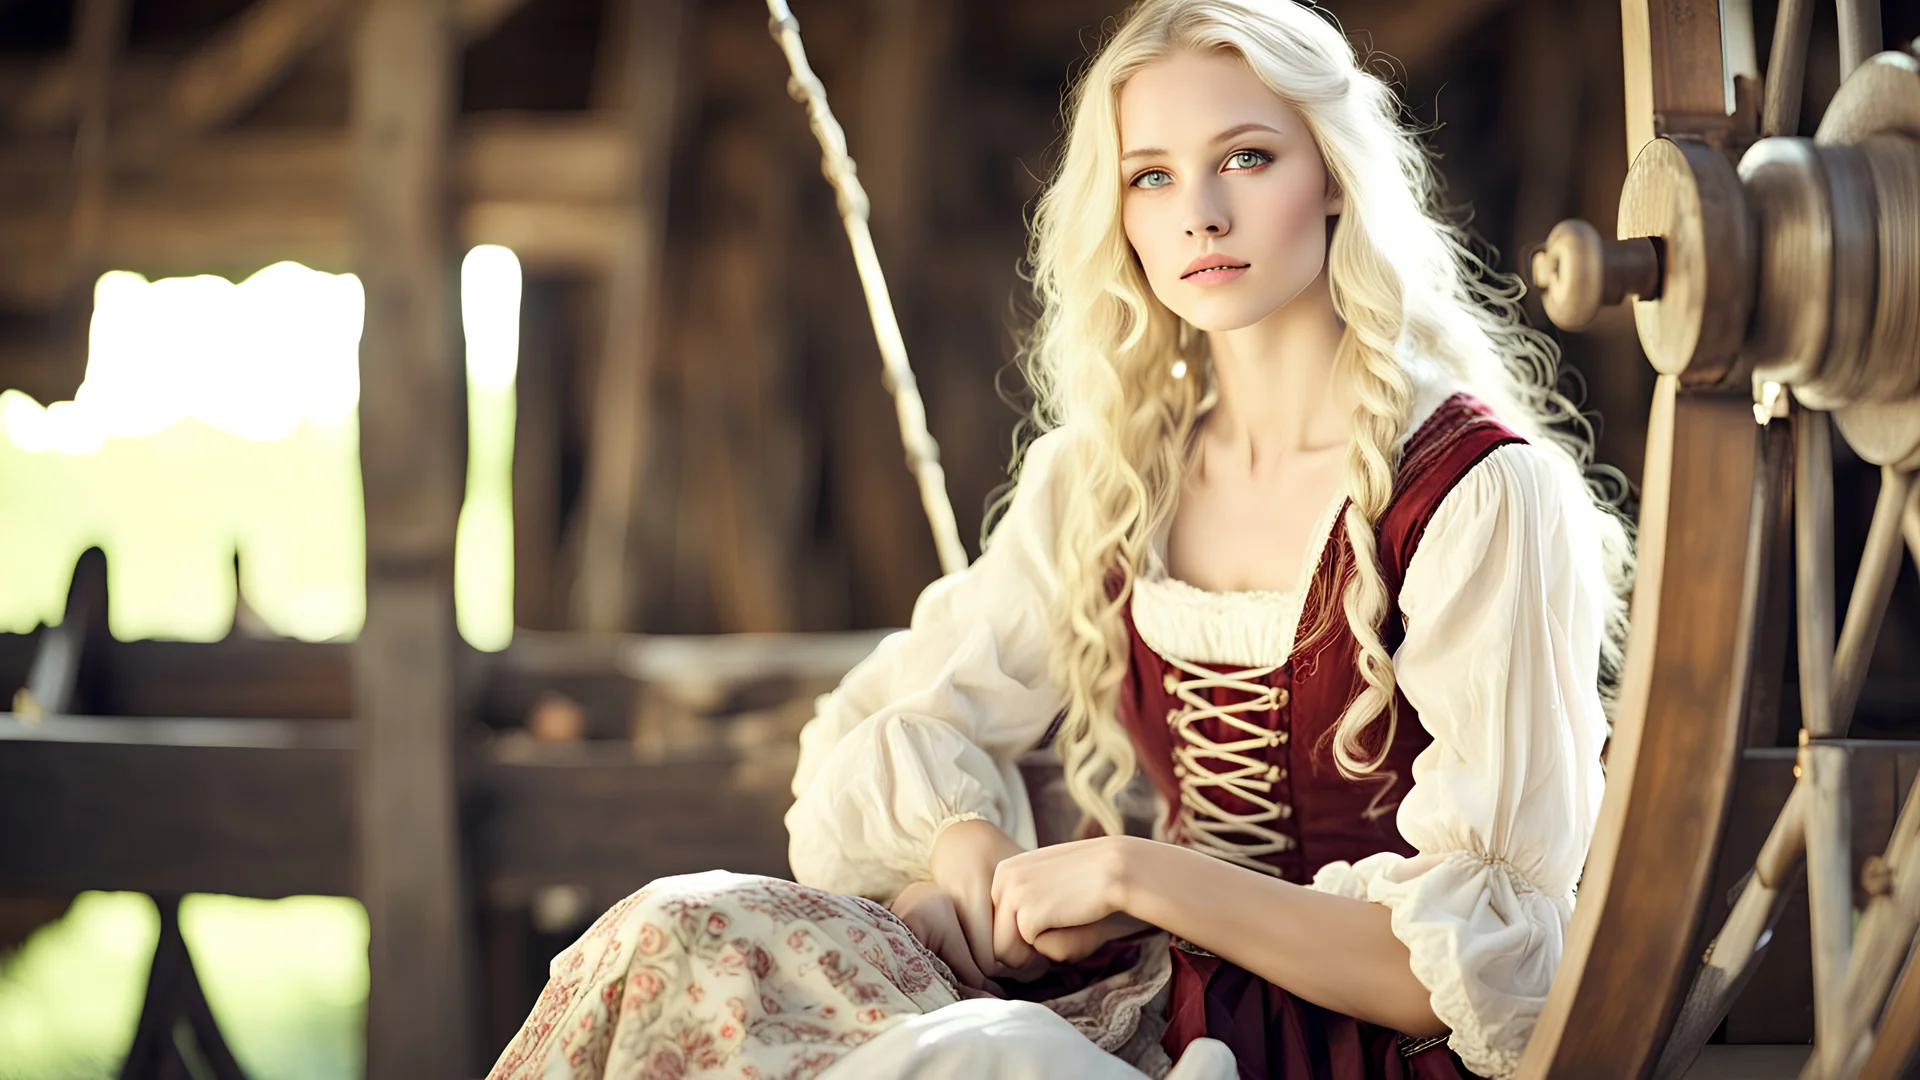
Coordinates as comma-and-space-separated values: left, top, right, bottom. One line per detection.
1324, 177, 1345, 216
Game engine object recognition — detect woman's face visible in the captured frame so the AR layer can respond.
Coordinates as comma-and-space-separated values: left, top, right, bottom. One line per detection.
1117, 49, 1341, 333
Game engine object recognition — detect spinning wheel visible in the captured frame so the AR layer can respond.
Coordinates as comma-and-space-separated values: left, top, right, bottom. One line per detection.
1525, 2, 1920, 1077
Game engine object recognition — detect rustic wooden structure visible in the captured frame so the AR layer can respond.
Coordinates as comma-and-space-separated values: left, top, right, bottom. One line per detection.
0, 0, 1917, 1077
1524, 3, 1920, 1076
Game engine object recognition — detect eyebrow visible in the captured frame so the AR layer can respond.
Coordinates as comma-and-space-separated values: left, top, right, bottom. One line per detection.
1120, 122, 1284, 163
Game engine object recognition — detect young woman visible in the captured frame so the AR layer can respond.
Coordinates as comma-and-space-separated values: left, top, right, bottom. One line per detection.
488, 1, 1630, 1078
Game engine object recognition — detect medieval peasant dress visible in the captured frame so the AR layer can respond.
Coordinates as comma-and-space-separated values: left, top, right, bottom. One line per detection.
486, 367, 1612, 1080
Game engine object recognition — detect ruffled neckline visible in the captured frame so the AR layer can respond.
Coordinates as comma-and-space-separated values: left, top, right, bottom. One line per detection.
1133, 487, 1346, 668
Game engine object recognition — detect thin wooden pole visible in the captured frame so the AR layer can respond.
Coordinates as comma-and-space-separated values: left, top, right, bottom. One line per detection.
571, 0, 683, 631
68, 0, 125, 267
1836, 470, 1918, 729
1797, 409, 1852, 1079
1762, 0, 1816, 137
1836, 0, 1882, 80
351, 0, 472, 1075
764, 0, 966, 575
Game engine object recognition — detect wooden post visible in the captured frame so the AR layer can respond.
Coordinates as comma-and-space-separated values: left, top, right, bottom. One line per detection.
511, 279, 561, 632
56, 0, 127, 404
569, 0, 684, 631
351, 0, 472, 1076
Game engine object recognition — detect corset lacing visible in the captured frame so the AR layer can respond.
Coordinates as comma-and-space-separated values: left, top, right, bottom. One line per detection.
1162, 654, 1295, 875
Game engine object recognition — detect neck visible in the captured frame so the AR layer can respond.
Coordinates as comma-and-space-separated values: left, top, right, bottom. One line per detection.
1200, 268, 1352, 469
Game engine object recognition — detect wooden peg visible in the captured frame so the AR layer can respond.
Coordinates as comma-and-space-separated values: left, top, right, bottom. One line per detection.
1529, 218, 1661, 331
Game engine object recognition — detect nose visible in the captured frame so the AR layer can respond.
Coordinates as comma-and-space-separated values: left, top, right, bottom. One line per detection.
1183, 180, 1229, 237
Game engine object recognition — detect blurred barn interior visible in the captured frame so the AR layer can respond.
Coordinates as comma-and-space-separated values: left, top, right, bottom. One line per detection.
1, 0, 1917, 1076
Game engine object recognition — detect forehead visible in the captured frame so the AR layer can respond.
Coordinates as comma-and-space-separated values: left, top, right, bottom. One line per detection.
1117, 49, 1299, 150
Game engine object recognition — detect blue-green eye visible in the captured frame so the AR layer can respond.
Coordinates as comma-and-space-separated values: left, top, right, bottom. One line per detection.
1225, 149, 1272, 170
1130, 169, 1172, 189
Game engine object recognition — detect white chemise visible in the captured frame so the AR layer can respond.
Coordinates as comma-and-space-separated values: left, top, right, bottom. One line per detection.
784, 376, 1613, 1079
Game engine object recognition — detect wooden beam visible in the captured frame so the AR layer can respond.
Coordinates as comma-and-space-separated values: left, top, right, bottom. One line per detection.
570, 0, 686, 631
1336, 0, 1506, 73
457, 0, 532, 40
10, 0, 533, 135
7, 629, 891, 730
96, 638, 353, 720
0, 716, 355, 898
0, 115, 631, 306
14, 719, 1916, 931
351, 0, 470, 1074
0, 714, 791, 901
166, 0, 349, 135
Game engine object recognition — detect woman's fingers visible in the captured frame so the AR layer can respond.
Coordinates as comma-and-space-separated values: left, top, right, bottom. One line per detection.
933, 924, 997, 994
912, 894, 998, 993
986, 880, 1050, 978
893, 882, 996, 993
952, 880, 1009, 979
1031, 924, 1098, 963
992, 892, 1035, 965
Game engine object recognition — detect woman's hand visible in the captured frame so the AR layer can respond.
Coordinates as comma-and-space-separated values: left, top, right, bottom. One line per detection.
888, 881, 1003, 996
989, 836, 1139, 960
928, 819, 1046, 979
1031, 912, 1153, 964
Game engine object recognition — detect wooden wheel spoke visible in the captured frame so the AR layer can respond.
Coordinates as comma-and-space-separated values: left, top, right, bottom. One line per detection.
1856, 935, 1920, 1080
1794, 408, 1855, 1079
1807, 470, 1920, 1078
1833, 762, 1920, 1077
1906, 479, 1920, 576
1655, 783, 1807, 1079
1762, 0, 1817, 138
1660, 464, 1917, 1079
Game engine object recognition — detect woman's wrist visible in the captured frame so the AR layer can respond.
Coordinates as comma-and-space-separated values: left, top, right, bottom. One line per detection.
1105, 835, 1162, 920
929, 817, 1019, 888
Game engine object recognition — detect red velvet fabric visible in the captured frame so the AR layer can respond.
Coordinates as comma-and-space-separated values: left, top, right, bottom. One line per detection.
1118, 393, 1523, 1079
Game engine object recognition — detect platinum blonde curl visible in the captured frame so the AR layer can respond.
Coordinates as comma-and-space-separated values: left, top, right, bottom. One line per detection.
998, 0, 1633, 835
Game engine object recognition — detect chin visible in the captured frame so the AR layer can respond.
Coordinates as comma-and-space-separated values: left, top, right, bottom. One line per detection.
1167, 296, 1281, 333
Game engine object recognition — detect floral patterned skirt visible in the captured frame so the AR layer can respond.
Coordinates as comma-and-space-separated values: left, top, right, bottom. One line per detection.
485, 871, 1188, 1080
486, 872, 959, 1079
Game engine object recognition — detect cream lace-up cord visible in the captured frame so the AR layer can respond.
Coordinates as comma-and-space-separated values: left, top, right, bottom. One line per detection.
1162, 654, 1295, 875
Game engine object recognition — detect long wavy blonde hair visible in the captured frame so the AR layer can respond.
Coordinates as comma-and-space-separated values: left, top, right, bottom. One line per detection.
1003, 0, 1634, 837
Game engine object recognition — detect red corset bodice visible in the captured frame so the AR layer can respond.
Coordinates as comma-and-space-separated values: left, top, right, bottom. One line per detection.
1115, 393, 1523, 882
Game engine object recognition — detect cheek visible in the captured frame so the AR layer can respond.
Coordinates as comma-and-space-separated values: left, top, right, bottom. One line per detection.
1121, 199, 1162, 275
1245, 169, 1332, 250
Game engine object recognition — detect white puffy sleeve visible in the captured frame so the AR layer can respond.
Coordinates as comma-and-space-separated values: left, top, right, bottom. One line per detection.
1308, 442, 1611, 1079
786, 431, 1073, 903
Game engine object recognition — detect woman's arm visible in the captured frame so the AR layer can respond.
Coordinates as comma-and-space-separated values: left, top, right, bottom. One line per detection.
1117, 839, 1445, 1035
989, 835, 1444, 1035
787, 432, 1074, 904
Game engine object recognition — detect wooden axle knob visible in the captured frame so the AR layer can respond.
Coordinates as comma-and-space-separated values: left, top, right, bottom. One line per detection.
1528, 219, 1661, 331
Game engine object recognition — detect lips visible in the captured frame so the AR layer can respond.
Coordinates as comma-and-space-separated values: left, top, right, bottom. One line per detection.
1180, 254, 1250, 280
